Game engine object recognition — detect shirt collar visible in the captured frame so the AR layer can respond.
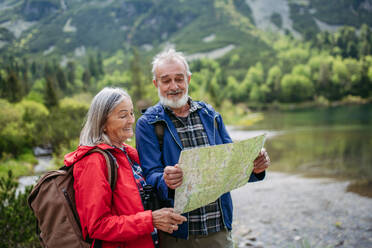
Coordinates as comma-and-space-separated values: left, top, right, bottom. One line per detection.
189, 98, 202, 113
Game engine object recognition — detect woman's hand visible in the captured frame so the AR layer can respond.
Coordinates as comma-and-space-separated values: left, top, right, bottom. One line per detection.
152, 208, 187, 234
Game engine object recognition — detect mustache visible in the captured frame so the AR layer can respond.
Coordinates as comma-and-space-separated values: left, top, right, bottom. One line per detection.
166, 89, 183, 95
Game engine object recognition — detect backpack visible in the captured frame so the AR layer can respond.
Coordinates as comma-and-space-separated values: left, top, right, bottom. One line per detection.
27, 148, 117, 248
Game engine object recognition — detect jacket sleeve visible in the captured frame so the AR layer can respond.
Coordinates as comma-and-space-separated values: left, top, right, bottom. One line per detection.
135, 117, 169, 201
216, 113, 265, 182
73, 154, 154, 243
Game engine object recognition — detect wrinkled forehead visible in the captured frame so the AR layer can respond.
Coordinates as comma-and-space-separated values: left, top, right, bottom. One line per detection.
155, 59, 187, 78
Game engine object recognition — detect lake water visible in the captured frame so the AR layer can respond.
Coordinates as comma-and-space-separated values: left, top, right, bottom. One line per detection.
229, 104, 372, 198
17, 155, 52, 194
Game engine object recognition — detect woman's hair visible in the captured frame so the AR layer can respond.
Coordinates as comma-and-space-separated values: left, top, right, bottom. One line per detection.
151, 48, 192, 81
79, 87, 130, 146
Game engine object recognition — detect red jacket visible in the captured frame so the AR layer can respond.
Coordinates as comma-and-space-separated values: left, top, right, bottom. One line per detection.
64, 143, 155, 248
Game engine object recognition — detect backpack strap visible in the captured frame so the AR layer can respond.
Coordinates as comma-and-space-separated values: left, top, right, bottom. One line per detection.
153, 121, 173, 200
154, 121, 165, 151
83, 148, 117, 246
86, 148, 118, 192
141, 108, 165, 151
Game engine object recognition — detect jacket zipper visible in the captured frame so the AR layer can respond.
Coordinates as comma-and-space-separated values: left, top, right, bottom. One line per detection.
213, 114, 218, 144
211, 112, 227, 229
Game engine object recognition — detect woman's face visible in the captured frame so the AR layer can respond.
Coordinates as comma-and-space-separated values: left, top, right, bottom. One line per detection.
104, 98, 135, 147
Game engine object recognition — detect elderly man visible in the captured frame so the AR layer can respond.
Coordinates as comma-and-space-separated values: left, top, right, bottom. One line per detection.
135, 49, 270, 248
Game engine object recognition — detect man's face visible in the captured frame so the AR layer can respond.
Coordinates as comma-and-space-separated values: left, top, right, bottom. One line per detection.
153, 59, 190, 109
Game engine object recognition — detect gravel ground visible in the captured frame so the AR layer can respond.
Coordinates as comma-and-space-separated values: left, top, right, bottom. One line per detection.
231, 172, 372, 248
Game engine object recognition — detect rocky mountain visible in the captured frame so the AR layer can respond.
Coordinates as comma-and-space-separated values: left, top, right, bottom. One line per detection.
0, 0, 371, 59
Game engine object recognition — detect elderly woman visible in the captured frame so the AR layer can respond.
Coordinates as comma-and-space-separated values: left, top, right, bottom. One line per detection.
64, 87, 186, 248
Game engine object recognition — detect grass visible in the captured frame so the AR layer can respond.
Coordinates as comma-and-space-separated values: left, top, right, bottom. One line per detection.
0, 154, 37, 179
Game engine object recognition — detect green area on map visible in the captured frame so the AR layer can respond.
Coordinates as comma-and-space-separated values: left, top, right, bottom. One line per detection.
174, 134, 266, 213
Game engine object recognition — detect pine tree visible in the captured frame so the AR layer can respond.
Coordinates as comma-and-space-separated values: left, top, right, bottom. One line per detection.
0, 72, 5, 98
44, 62, 53, 78
31, 61, 38, 79
359, 24, 371, 58
56, 66, 67, 92
7, 70, 23, 102
82, 69, 91, 90
130, 48, 144, 104
52, 59, 59, 73
21, 58, 30, 94
88, 55, 98, 78
67, 61, 76, 85
44, 76, 59, 108
97, 52, 104, 76
347, 41, 358, 58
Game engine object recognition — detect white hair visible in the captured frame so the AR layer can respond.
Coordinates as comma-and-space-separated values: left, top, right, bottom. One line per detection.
151, 49, 192, 81
80, 87, 130, 146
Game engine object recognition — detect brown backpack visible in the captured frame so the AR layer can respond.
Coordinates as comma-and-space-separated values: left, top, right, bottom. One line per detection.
28, 148, 117, 248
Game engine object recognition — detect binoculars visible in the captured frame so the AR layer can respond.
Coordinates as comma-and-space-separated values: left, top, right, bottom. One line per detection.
140, 185, 161, 211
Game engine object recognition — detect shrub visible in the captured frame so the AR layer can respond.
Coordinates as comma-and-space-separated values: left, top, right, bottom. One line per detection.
45, 98, 89, 153
0, 171, 40, 247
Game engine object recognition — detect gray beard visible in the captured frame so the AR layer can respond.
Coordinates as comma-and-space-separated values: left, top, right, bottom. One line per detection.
158, 87, 189, 109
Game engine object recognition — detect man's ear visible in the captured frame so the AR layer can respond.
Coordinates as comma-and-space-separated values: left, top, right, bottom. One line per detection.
187, 75, 191, 84
153, 79, 158, 88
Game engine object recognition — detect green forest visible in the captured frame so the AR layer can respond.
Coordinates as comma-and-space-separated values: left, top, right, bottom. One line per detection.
1, 24, 372, 177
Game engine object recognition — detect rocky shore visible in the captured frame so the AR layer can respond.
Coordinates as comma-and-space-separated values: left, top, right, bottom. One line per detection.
231, 172, 372, 248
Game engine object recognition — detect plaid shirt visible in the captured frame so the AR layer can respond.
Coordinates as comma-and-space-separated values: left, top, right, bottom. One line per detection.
164, 99, 224, 237
120, 147, 146, 190
119, 147, 159, 247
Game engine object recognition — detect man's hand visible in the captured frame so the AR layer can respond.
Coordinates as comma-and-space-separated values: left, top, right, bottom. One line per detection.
253, 148, 270, 174
164, 164, 183, 189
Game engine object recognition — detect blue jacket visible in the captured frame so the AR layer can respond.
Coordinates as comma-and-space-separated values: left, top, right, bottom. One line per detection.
135, 101, 265, 239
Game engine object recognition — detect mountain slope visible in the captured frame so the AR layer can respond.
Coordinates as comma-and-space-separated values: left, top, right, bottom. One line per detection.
0, 0, 371, 59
